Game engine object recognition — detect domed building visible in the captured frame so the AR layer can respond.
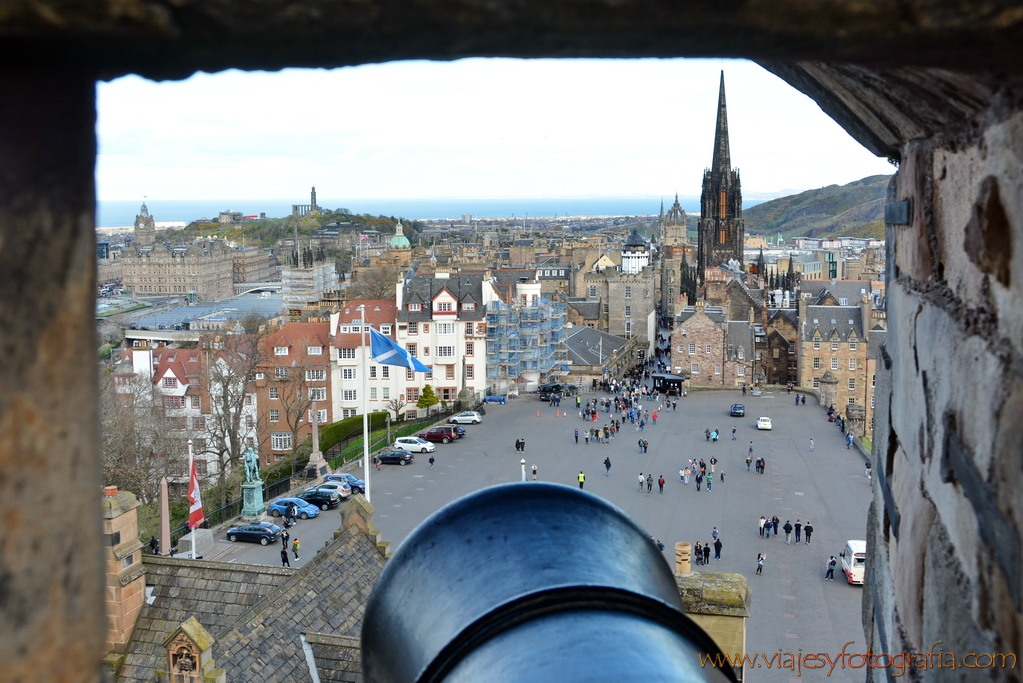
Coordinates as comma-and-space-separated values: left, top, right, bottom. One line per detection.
620, 227, 650, 275
389, 220, 411, 249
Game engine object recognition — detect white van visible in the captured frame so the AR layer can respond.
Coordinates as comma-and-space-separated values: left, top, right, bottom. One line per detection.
840, 540, 867, 584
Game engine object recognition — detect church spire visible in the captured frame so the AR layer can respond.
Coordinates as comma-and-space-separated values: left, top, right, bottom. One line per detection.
711, 70, 730, 175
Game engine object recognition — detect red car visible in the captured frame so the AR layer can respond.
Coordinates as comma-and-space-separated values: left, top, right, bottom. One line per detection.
417, 425, 465, 444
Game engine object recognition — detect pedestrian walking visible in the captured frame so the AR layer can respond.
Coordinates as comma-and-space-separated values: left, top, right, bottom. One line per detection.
846, 433, 854, 449
578, 471, 586, 489
695, 472, 702, 491
375, 457, 381, 471
604, 457, 611, 476
575, 429, 579, 443
748, 441, 754, 457
864, 460, 872, 478
683, 466, 691, 484
758, 516, 766, 538
731, 426, 737, 440
712, 527, 719, 541
709, 457, 717, 473
809, 438, 815, 451
429, 455, 435, 468
652, 411, 657, 424
804, 522, 814, 545
638, 472, 644, 491
292, 538, 301, 561
646, 473, 654, 493
281, 547, 290, 567
771, 515, 780, 537
705, 428, 711, 442
783, 520, 793, 544
658, 475, 665, 493
532, 463, 537, 481
756, 553, 765, 575
801, 395, 806, 405
796, 394, 800, 405
794, 520, 802, 544
711, 429, 718, 443
719, 471, 725, 483
638, 438, 644, 453
706, 472, 713, 491
824, 556, 837, 581
281, 528, 290, 549
643, 439, 649, 453
713, 538, 722, 560
746, 454, 752, 472
679, 467, 684, 482
764, 518, 772, 538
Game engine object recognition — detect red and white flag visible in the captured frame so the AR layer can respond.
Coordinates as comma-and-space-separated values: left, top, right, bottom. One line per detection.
187, 452, 205, 530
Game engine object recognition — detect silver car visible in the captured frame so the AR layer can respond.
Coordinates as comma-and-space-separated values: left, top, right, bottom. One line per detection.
394, 436, 435, 453
448, 411, 483, 425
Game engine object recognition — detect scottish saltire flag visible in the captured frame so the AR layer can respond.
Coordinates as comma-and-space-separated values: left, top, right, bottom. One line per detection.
370, 327, 431, 372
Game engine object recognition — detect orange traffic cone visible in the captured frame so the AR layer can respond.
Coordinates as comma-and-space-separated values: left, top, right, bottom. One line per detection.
556, 410, 561, 417
536, 409, 541, 417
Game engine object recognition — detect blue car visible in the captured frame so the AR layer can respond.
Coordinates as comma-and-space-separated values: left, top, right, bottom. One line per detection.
268, 497, 321, 520
324, 472, 366, 495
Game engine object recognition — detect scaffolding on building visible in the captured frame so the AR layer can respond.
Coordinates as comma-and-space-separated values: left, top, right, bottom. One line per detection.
486, 297, 567, 382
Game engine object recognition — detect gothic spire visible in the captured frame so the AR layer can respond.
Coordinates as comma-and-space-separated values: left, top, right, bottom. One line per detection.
711, 70, 730, 175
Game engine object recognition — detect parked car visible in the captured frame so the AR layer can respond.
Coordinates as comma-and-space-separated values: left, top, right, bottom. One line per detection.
449, 411, 483, 425
226, 521, 283, 545
394, 436, 436, 453
304, 481, 352, 499
324, 472, 366, 494
297, 488, 343, 510
268, 497, 321, 520
757, 416, 773, 430
417, 425, 464, 444
375, 449, 415, 466
730, 404, 745, 417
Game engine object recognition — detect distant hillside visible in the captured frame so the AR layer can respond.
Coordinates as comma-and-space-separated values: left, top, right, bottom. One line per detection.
744, 174, 891, 239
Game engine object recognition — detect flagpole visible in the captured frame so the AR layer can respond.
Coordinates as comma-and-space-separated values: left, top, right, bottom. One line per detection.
358, 305, 371, 503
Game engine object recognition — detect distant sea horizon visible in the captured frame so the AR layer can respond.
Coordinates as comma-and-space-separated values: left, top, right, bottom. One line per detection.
96, 196, 766, 229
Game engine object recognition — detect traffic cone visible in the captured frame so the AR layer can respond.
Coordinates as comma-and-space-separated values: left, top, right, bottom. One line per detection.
536, 409, 541, 417
556, 410, 561, 417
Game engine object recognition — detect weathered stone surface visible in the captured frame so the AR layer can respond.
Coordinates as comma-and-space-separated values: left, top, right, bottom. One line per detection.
675, 571, 751, 617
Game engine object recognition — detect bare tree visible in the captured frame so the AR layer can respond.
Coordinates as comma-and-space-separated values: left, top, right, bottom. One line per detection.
386, 396, 408, 419
100, 369, 188, 504
198, 332, 266, 510
267, 362, 316, 463
348, 265, 400, 300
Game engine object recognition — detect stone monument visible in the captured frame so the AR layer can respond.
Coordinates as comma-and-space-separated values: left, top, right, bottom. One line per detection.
240, 445, 266, 520
307, 400, 330, 477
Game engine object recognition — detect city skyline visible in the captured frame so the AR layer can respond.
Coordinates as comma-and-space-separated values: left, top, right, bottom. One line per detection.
97, 58, 893, 203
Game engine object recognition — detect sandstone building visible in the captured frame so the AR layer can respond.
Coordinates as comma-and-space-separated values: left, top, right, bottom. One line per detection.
121, 204, 236, 301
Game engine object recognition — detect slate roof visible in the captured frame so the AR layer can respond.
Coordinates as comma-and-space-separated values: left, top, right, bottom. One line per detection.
562, 326, 629, 366
800, 279, 876, 305
675, 305, 726, 324
801, 305, 864, 341
725, 321, 754, 360
117, 507, 387, 683
398, 272, 488, 322
867, 329, 889, 359
118, 559, 294, 683
566, 300, 601, 321
768, 308, 799, 326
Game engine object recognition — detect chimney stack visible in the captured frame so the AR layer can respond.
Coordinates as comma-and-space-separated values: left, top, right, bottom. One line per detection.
102, 486, 147, 653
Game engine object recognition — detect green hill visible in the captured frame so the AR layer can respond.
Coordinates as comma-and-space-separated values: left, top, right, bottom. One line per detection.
745, 174, 891, 239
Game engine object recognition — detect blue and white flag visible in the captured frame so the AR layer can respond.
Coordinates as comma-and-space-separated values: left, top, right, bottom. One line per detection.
370, 327, 431, 372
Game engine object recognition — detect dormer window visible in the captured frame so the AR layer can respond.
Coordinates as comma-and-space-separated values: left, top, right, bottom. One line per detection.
462, 303, 475, 311
274, 346, 289, 356
437, 302, 453, 312
408, 303, 421, 311
307, 346, 322, 355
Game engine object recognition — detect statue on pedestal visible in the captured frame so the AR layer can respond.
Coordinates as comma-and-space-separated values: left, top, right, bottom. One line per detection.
244, 446, 260, 483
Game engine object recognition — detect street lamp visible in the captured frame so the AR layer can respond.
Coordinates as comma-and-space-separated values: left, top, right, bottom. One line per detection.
520, 458, 526, 483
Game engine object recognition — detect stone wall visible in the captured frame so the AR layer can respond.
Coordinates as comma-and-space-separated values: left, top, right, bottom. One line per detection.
864, 109, 1023, 682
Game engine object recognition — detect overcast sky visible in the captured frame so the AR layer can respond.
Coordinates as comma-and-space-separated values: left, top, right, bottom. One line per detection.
96, 58, 893, 202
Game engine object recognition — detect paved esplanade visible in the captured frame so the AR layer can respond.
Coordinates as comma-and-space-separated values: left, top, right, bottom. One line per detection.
372, 389, 871, 682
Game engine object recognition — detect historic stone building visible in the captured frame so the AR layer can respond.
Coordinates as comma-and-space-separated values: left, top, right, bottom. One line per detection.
697, 73, 744, 282
121, 204, 236, 301
581, 235, 657, 347
231, 246, 278, 283
670, 302, 754, 386
658, 193, 689, 247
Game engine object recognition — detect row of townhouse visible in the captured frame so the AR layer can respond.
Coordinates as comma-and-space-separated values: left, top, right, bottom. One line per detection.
114, 270, 563, 475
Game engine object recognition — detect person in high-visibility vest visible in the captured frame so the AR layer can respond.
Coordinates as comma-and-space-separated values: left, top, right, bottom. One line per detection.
577, 471, 586, 489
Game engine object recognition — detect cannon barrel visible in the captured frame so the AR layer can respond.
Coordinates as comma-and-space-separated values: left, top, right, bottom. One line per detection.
362, 483, 736, 683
